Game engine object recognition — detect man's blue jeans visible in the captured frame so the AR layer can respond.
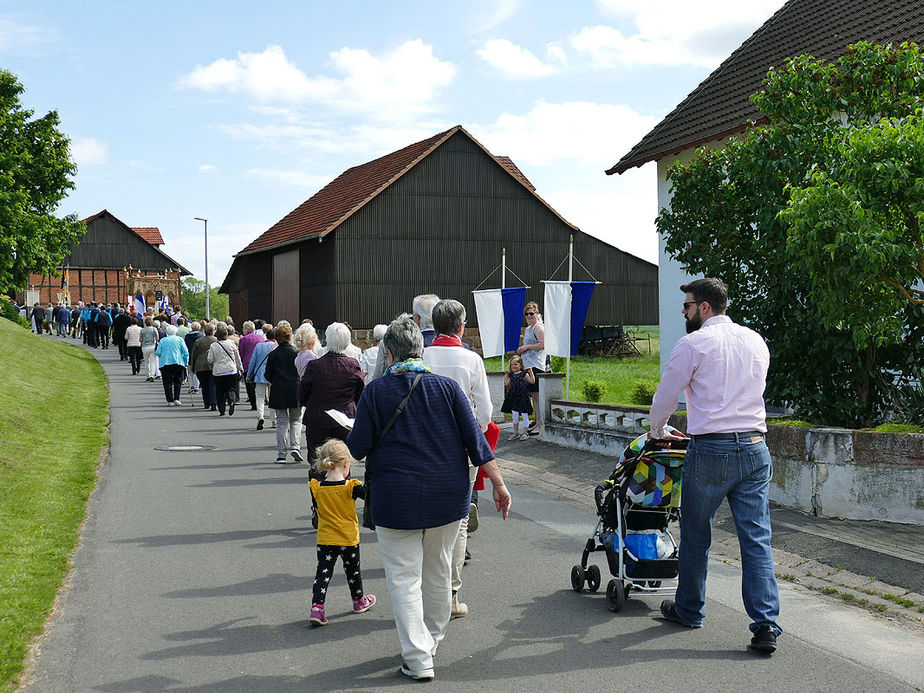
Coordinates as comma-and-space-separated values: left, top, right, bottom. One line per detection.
674, 435, 781, 634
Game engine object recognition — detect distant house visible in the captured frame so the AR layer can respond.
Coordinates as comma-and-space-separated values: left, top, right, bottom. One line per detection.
221, 125, 658, 330
608, 0, 924, 368
19, 209, 191, 308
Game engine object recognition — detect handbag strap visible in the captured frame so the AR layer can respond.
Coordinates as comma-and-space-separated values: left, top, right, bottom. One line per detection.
371, 372, 424, 455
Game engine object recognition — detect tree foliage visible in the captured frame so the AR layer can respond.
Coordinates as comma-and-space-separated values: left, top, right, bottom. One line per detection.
0, 69, 84, 293
181, 277, 229, 322
657, 42, 924, 427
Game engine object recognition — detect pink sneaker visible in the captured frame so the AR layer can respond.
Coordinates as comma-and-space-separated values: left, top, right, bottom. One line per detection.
309, 603, 327, 626
352, 594, 376, 614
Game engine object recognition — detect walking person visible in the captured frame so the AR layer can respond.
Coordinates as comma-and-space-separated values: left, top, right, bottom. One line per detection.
347, 316, 511, 681
648, 278, 780, 653
207, 323, 243, 416
56, 304, 70, 337
298, 323, 364, 463
238, 320, 265, 410
124, 317, 143, 374
155, 325, 189, 406
112, 308, 132, 360
140, 317, 159, 381
246, 325, 277, 430
264, 324, 303, 463
191, 323, 218, 410
308, 439, 375, 626
422, 299, 494, 620
96, 306, 112, 349
293, 323, 319, 377
184, 322, 204, 393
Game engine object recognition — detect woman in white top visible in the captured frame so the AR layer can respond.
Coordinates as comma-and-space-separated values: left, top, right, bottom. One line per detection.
140, 317, 160, 381
516, 301, 545, 434
207, 323, 243, 416
124, 317, 144, 375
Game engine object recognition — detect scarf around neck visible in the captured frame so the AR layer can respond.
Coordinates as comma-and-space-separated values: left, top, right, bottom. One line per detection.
430, 333, 463, 348
385, 358, 431, 375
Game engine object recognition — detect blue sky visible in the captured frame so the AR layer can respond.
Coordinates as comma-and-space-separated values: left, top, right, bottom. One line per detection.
0, 0, 784, 285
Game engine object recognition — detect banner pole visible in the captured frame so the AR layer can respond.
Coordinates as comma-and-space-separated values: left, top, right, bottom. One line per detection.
501, 247, 506, 373
566, 235, 573, 400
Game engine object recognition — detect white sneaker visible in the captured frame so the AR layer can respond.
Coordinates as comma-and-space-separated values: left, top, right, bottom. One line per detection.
508, 433, 519, 441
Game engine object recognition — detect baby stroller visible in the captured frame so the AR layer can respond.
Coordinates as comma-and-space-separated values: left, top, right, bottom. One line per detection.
570, 428, 687, 612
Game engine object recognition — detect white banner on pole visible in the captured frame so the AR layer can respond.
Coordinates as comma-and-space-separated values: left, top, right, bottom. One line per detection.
473, 289, 504, 358
543, 281, 572, 357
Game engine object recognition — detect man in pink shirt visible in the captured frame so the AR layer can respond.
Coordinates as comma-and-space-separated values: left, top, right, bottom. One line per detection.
648, 278, 780, 654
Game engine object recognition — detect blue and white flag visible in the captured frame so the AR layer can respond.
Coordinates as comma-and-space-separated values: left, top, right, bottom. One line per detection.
133, 293, 146, 315
472, 287, 527, 358
542, 281, 596, 357
159, 294, 169, 312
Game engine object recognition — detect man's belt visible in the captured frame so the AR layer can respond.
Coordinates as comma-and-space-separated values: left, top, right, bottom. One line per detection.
689, 431, 764, 441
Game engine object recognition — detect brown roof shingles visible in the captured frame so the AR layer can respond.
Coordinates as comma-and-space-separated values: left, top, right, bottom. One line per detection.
131, 227, 164, 246
239, 127, 458, 255
609, 0, 924, 174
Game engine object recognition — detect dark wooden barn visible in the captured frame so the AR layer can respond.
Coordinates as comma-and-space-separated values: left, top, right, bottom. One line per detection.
19, 209, 191, 307
220, 126, 658, 330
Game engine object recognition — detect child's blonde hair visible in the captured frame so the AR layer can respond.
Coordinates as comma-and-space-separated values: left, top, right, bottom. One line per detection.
316, 439, 354, 471
508, 354, 524, 371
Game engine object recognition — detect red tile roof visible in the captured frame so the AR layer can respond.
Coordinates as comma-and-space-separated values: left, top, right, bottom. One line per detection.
495, 156, 536, 191
237, 126, 572, 256
608, 0, 924, 174
130, 227, 164, 246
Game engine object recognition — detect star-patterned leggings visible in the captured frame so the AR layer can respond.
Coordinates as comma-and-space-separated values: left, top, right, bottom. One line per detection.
312, 544, 365, 604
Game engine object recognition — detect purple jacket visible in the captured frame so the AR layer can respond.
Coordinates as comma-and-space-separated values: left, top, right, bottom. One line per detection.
298, 352, 365, 430
238, 330, 266, 370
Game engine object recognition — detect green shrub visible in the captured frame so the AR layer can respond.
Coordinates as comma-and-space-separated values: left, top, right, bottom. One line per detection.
0, 296, 29, 329
630, 380, 659, 406
581, 380, 607, 403
549, 355, 566, 373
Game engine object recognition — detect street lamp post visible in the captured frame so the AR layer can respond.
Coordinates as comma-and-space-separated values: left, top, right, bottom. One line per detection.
194, 217, 209, 320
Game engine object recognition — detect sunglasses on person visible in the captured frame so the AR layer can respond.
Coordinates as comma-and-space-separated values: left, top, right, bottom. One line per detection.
525, 311, 537, 316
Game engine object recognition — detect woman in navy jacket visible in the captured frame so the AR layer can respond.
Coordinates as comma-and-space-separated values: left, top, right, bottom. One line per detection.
347, 316, 511, 682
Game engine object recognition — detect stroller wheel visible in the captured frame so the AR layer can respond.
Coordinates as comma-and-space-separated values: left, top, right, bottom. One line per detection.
606, 579, 626, 612
570, 565, 586, 592
647, 580, 662, 588
586, 564, 601, 592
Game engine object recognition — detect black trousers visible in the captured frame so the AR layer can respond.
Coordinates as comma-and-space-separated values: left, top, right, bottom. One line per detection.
128, 346, 143, 374
196, 371, 216, 407
99, 328, 110, 349
160, 364, 185, 402
213, 374, 237, 414
245, 379, 257, 409
312, 544, 364, 604
115, 336, 127, 359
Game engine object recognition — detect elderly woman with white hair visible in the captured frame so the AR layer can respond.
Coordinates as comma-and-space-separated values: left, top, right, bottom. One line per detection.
155, 324, 190, 406
293, 322, 319, 377
298, 322, 365, 462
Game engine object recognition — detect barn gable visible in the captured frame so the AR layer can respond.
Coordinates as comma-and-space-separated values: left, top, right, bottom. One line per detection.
71, 209, 190, 273
223, 128, 657, 329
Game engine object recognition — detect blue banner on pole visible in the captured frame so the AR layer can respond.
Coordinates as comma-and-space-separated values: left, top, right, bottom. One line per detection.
501, 287, 527, 353
569, 282, 595, 356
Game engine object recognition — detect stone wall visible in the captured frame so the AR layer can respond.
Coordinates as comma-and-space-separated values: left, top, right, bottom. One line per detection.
538, 398, 924, 526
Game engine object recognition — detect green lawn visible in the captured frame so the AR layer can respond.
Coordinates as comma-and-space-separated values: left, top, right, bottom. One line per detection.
0, 319, 108, 689
485, 325, 660, 406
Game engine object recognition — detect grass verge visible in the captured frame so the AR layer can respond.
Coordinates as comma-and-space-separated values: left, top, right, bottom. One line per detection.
0, 318, 108, 689
484, 326, 660, 406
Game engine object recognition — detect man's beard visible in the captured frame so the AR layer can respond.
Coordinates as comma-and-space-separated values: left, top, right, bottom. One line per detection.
685, 311, 703, 334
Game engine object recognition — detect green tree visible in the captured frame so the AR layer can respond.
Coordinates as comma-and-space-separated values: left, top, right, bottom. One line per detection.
0, 69, 84, 292
657, 42, 924, 427
181, 277, 229, 321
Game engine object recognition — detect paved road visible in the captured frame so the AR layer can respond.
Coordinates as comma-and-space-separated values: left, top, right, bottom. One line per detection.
24, 343, 924, 691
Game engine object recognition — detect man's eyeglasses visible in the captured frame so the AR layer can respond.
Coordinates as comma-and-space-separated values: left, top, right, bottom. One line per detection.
683, 301, 703, 310
525, 311, 537, 316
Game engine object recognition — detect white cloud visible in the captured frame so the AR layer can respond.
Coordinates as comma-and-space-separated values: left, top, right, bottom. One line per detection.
476, 39, 558, 79
476, 100, 655, 167
198, 164, 218, 173
247, 168, 334, 189
473, 100, 659, 261
579, 0, 785, 68
0, 17, 56, 52
471, 0, 519, 33
71, 138, 108, 166
179, 42, 456, 119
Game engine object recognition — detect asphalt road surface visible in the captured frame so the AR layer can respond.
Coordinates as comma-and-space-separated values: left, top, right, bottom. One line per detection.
24, 345, 924, 692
